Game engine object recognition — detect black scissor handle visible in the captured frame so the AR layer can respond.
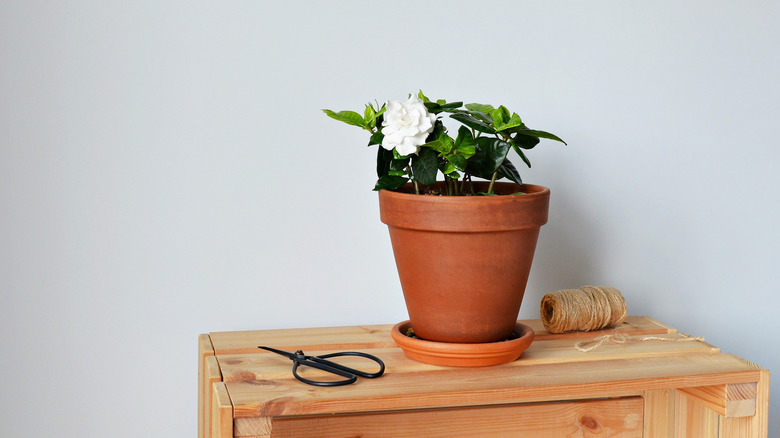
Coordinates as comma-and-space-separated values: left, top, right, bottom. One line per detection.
258, 346, 385, 387
291, 359, 357, 387
294, 351, 385, 387
314, 351, 385, 378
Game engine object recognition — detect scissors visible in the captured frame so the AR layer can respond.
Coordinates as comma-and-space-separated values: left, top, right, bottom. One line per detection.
257, 346, 385, 387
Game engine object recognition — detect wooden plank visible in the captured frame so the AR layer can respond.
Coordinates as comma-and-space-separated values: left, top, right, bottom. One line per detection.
215, 322, 757, 417
640, 316, 678, 333
220, 332, 725, 420
675, 389, 720, 438
529, 315, 677, 340
718, 356, 770, 438
211, 382, 233, 438
198, 334, 215, 438
644, 389, 674, 438
522, 333, 718, 362
208, 315, 673, 354
679, 383, 757, 417
227, 352, 760, 419
204, 356, 223, 438
234, 416, 272, 437
679, 356, 770, 438
209, 324, 397, 355
207, 317, 766, 437
249, 397, 644, 438
217, 332, 717, 386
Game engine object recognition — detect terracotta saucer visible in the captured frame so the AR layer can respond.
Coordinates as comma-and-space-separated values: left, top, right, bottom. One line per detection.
391, 321, 535, 367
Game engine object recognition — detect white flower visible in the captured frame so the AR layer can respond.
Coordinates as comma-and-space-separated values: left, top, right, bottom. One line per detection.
381, 96, 437, 156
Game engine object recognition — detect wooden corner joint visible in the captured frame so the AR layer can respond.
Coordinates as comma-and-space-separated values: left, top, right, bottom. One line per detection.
678, 382, 758, 418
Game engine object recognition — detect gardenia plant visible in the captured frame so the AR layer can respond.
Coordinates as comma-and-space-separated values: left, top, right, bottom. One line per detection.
323, 91, 565, 196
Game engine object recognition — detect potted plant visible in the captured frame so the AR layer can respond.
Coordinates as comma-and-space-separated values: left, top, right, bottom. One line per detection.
324, 91, 565, 346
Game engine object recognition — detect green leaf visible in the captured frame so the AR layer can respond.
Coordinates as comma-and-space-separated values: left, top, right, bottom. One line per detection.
364, 104, 385, 130
422, 124, 455, 154
456, 106, 494, 123
512, 134, 540, 150
418, 90, 430, 102
364, 104, 376, 128
465, 103, 495, 114
390, 155, 410, 172
456, 144, 476, 159
516, 148, 531, 168
498, 159, 523, 185
424, 100, 462, 114
374, 175, 410, 191
449, 112, 496, 134
438, 101, 462, 110
440, 161, 456, 175
468, 138, 512, 177
495, 112, 524, 132
453, 126, 476, 158
376, 148, 410, 179
322, 109, 367, 129
440, 134, 455, 154
447, 108, 492, 122
421, 139, 446, 153
429, 119, 446, 141
369, 130, 384, 146
376, 147, 391, 178
423, 101, 441, 113
480, 138, 512, 171
491, 106, 511, 128
420, 122, 452, 154
515, 128, 567, 144
447, 153, 468, 171
471, 111, 492, 123
411, 147, 439, 186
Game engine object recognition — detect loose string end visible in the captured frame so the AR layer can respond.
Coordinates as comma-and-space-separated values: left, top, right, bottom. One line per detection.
575, 332, 706, 353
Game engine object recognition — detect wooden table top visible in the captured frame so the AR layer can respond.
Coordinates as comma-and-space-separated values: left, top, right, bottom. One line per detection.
203, 316, 764, 419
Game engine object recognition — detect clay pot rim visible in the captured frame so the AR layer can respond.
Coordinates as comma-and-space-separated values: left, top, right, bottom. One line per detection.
379, 181, 550, 232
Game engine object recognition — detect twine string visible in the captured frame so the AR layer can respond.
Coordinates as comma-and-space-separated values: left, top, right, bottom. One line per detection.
539, 285, 705, 352
540, 286, 627, 334
575, 332, 706, 353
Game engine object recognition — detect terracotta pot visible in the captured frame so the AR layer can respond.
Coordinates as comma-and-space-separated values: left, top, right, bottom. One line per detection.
379, 181, 550, 344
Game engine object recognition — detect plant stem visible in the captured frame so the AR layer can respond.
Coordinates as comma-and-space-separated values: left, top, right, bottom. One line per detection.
406, 165, 420, 195
487, 171, 498, 195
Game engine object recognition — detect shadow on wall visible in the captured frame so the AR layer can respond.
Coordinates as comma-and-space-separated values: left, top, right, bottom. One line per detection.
522, 183, 608, 316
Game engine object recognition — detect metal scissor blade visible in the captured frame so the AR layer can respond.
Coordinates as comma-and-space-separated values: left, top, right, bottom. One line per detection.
258, 345, 299, 359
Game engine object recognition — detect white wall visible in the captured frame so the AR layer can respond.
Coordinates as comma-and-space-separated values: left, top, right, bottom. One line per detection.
2, 1, 778, 436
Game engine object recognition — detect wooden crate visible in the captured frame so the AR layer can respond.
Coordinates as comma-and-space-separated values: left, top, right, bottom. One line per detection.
198, 316, 769, 437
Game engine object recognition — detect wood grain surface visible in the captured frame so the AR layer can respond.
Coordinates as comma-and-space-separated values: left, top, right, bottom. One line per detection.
199, 316, 768, 438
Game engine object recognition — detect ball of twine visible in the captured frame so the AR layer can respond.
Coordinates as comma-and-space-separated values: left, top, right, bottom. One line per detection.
540, 286, 627, 333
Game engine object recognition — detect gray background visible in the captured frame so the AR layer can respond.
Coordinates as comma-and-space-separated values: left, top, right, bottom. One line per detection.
2, 1, 778, 436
